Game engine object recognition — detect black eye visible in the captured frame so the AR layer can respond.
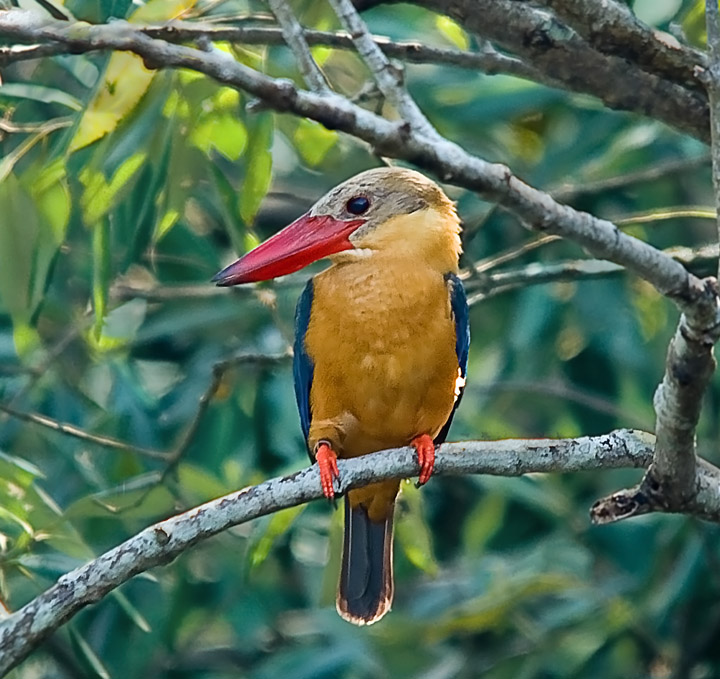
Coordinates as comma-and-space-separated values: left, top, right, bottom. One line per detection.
346, 196, 370, 215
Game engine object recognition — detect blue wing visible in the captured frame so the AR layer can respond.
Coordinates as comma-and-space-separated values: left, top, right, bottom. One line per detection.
293, 280, 315, 447
435, 272, 470, 445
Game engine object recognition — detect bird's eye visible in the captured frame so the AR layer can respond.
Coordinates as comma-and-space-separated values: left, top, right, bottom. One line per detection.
346, 196, 370, 215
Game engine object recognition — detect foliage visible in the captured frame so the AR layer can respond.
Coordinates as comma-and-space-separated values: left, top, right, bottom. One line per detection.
1, 0, 719, 677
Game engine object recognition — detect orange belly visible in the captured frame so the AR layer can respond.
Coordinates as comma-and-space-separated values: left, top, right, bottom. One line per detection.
305, 257, 459, 459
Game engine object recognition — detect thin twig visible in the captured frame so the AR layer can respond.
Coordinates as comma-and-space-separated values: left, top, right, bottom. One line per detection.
551, 155, 711, 202
2, 323, 86, 412
160, 350, 292, 478
327, 0, 437, 136
0, 403, 170, 461
470, 235, 560, 274
0, 115, 73, 134
0, 18, 547, 83
466, 259, 623, 305
266, 0, 329, 92
614, 206, 715, 227
476, 379, 653, 430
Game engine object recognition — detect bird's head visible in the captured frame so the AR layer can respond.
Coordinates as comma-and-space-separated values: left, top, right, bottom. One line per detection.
212, 167, 461, 286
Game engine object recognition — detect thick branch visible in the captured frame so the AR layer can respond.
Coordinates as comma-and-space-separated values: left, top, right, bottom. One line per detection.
592, 287, 720, 523
415, 0, 709, 142
588, 3, 720, 523
536, 0, 706, 90
703, 1, 720, 282
0, 430, 663, 673
651, 313, 717, 494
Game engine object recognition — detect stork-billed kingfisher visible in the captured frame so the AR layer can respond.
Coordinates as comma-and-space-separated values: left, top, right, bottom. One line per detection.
214, 167, 470, 625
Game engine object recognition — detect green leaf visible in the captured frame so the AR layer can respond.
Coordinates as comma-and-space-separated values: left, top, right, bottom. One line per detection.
433, 573, 582, 638
92, 219, 111, 341
80, 152, 147, 225
435, 15, 469, 50
112, 590, 152, 633
396, 482, 438, 575
0, 451, 43, 487
0, 166, 68, 347
0, 83, 82, 110
293, 119, 337, 167
248, 504, 307, 569
0, 505, 34, 540
123, 113, 176, 267
190, 112, 248, 161
461, 491, 506, 556
69, 626, 112, 679
238, 113, 273, 224
176, 464, 231, 504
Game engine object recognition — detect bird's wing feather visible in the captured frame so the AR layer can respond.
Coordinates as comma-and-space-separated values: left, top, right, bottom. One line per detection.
434, 273, 470, 445
293, 280, 315, 451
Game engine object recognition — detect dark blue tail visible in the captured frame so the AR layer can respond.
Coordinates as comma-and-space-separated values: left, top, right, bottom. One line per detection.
337, 500, 394, 625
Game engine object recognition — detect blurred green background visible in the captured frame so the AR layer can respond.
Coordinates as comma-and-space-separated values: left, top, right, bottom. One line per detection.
2, 0, 720, 677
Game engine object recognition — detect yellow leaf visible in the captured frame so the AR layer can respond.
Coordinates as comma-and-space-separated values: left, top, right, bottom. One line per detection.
70, 0, 199, 151
12, 322, 40, 359
80, 152, 147, 224
130, 0, 197, 23
435, 15, 469, 50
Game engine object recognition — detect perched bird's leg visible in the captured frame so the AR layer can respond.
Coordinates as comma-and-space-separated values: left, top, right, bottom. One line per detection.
315, 440, 340, 499
412, 434, 436, 486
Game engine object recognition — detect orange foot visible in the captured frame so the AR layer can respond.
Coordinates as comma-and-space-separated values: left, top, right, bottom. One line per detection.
315, 441, 339, 499
412, 434, 436, 486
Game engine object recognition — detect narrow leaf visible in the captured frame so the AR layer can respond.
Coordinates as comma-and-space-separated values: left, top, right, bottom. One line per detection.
238, 113, 273, 224
92, 218, 110, 340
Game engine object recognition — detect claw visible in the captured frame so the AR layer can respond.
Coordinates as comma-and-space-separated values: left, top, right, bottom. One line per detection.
316, 441, 339, 499
412, 434, 435, 486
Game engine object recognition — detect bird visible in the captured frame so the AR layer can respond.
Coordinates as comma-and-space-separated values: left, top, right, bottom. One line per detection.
213, 167, 470, 625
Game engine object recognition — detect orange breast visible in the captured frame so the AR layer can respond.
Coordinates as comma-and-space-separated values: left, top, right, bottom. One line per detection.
304, 256, 459, 459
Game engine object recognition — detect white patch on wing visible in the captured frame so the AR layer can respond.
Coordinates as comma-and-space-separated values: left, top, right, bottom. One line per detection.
454, 368, 466, 399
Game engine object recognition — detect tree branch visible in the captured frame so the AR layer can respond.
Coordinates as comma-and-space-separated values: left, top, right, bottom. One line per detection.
550, 154, 711, 202
0, 20, 546, 82
702, 1, 720, 282
1, 12, 698, 307
465, 259, 623, 304
535, 0, 706, 90
590, 4, 720, 524
0, 402, 170, 460
414, 0, 709, 142
328, 0, 436, 136
0, 429, 673, 673
266, 0, 329, 93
